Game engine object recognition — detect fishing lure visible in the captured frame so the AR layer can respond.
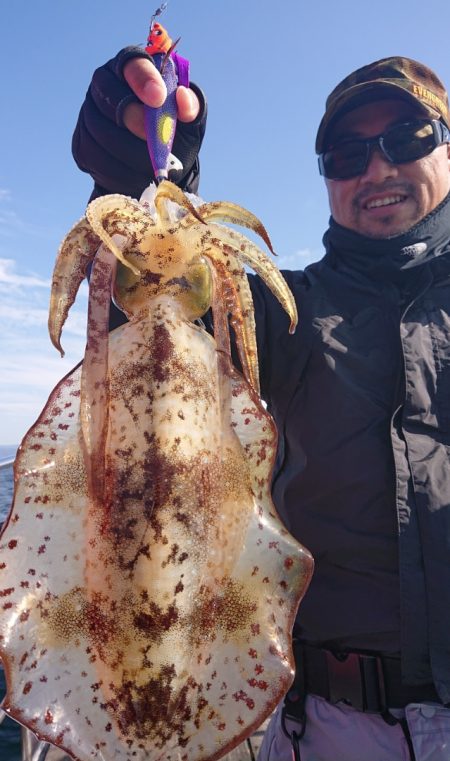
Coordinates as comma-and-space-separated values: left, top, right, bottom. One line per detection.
144, 14, 189, 182
145, 20, 173, 55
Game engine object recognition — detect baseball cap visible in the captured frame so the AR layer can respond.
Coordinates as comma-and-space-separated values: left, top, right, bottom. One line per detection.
315, 56, 450, 153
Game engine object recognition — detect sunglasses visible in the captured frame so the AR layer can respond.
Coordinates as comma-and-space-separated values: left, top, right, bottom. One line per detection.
318, 119, 450, 180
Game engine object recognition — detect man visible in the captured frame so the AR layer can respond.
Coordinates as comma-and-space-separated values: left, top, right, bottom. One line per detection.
74, 53, 450, 760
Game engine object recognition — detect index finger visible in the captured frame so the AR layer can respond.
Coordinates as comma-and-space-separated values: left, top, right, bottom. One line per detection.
123, 57, 167, 108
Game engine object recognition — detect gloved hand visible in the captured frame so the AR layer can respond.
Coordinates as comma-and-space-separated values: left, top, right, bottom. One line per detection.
121, 55, 200, 137
72, 46, 207, 201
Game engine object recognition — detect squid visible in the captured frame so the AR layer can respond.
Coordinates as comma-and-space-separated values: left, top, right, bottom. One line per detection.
0, 182, 313, 761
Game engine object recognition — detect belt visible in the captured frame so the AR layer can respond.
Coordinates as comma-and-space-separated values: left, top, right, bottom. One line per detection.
285, 641, 442, 719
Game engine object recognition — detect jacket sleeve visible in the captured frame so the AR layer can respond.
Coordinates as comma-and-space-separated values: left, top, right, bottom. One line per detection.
249, 271, 310, 406
72, 46, 208, 202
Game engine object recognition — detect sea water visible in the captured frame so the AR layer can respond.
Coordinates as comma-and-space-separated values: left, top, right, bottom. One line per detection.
0, 445, 21, 760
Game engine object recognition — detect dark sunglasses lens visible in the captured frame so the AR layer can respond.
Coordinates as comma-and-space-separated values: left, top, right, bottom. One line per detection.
322, 141, 369, 179
383, 122, 436, 163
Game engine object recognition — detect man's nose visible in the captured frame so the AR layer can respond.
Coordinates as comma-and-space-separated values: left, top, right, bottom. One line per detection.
361, 144, 399, 182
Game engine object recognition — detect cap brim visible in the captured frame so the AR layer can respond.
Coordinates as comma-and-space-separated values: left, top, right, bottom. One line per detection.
315, 80, 441, 154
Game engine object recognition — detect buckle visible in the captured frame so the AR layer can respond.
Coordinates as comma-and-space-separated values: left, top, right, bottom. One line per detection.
325, 651, 387, 712
325, 651, 362, 708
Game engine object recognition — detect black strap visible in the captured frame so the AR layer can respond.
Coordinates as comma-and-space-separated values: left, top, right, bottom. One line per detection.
280, 641, 307, 759
288, 641, 441, 713
281, 693, 306, 761
290, 730, 303, 761
398, 717, 417, 761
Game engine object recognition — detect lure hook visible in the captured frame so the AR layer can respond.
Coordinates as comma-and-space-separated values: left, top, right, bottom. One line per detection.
150, 1, 169, 31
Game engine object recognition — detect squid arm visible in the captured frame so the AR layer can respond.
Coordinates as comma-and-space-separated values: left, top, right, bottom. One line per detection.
48, 217, 101, 356
85, 194, 155, 275
205, 252, 260, 394
196, 200, 276, 255
80, 245, 118, 500
206, 224, 297, 334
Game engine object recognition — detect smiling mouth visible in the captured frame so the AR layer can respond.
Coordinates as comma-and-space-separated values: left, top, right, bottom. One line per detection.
365, 195, 407, 210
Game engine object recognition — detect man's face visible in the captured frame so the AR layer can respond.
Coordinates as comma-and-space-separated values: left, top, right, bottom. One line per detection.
324, 99, 450, 238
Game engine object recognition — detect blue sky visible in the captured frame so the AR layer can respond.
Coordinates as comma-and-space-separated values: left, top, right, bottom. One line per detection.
2, 0, 450, 444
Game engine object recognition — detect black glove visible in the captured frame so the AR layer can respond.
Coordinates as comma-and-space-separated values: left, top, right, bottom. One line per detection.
72, 46, 207, 202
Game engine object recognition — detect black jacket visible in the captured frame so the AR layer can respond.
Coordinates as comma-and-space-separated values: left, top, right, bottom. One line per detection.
251, 201, 450, 702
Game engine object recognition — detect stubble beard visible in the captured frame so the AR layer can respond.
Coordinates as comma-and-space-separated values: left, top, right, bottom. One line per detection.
351, 183, 421, 239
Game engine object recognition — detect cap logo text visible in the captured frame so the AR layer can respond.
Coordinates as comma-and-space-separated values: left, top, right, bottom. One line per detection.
412, 84, 448, 117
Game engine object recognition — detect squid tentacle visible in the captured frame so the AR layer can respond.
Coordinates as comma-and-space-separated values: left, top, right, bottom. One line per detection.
196, 200, 276, 255
86, 195, 155, 275
207, 259, 233, 359
48, 217, 101, 356
80, 244, 118, 501
206, 252, 260, 394
153, 180, 206, 225
204, 223, 298, 333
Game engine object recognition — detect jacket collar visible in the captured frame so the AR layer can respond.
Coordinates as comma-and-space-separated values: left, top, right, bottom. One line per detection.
323, 191, 450, 281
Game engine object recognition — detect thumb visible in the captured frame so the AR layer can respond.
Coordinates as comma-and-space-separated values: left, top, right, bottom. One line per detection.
123, 57, 167, 107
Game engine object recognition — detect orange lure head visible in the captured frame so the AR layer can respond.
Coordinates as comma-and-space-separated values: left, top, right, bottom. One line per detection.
145, 22, 173, 54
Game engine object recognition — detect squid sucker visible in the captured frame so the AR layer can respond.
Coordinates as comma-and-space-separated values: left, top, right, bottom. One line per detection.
0, 182, 313, 761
